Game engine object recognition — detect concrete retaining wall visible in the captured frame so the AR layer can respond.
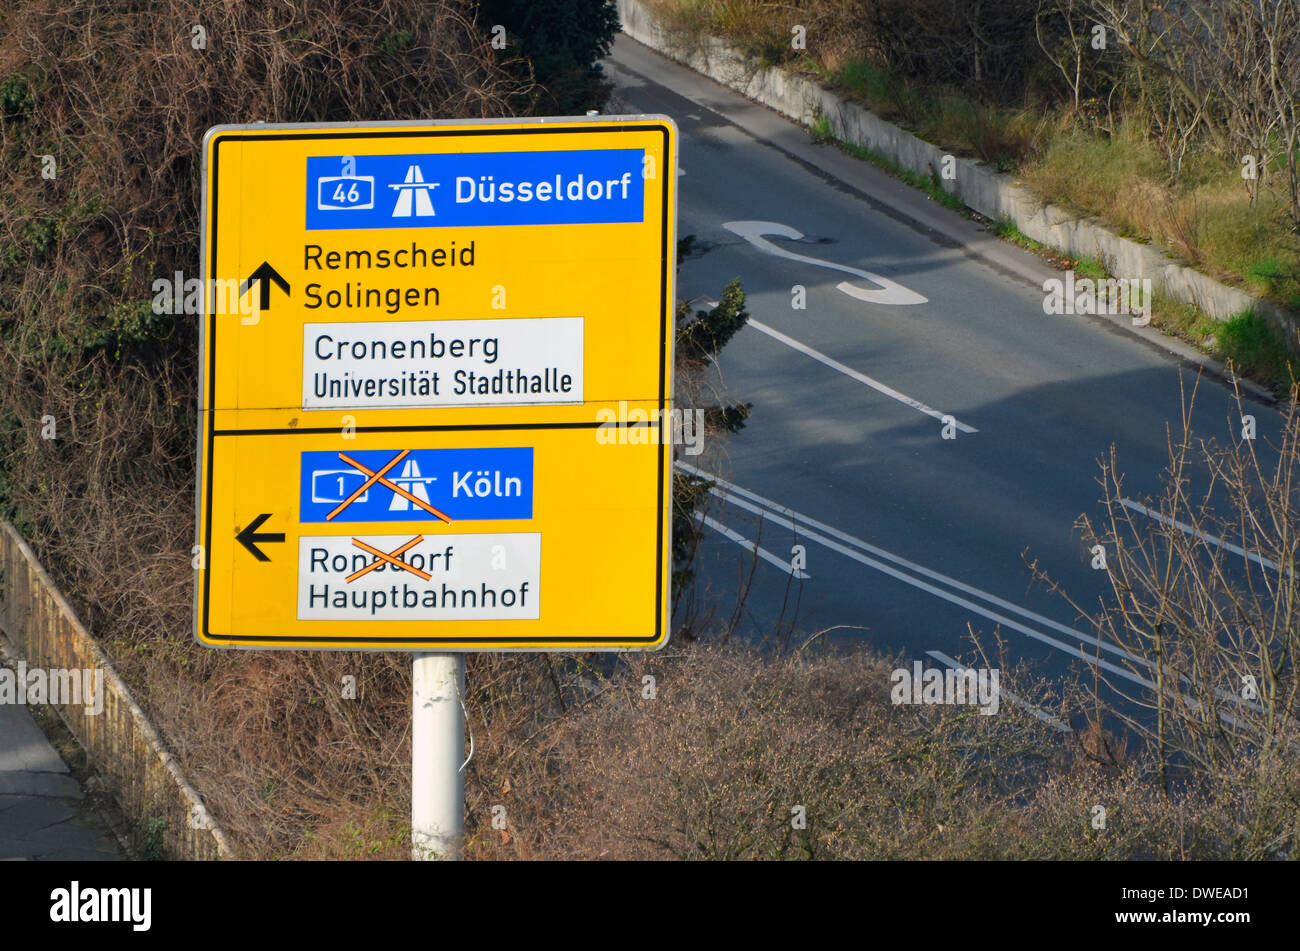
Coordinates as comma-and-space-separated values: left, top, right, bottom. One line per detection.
618, 0, 1296, 338
0, 521, 232, 860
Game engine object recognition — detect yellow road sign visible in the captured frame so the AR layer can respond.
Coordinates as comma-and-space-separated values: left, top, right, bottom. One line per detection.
194, 117, 676, 650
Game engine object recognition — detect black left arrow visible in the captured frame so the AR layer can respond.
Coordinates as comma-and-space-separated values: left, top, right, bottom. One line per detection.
236, 513, 285, 562
240, 261, 290, 311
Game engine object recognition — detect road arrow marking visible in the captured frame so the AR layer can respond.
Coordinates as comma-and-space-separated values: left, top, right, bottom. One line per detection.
235, 513, 285, 561
723, 220, 927, 306
239, 261, 291, 311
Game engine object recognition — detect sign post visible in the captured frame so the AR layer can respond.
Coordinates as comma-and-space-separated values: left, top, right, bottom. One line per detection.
195, 116, 677, 858
411, 652, 465, 859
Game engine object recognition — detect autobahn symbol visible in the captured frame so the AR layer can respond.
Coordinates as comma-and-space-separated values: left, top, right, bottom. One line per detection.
388, 458, 435, 512
389, 165, 438, 217
327, 449, 452, 523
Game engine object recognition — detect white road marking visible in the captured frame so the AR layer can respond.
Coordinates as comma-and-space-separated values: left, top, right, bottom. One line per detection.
1114, 497, 1299, 724
926, 649, 1073, 733
681, 462, 1149, 675
694, 512, 810, 579
723, 220, 928, 306
678, 464, 1146, 674
678, 462, 1270, 734
1119, 497, 1287, 574
747, 319, 978, 433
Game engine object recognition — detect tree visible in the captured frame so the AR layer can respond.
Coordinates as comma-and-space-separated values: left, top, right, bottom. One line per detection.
475, 0, 620, 114
1084, 0, 1300, 217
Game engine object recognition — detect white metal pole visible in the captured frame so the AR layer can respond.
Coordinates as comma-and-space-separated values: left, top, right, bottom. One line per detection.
411, 651, 465, 860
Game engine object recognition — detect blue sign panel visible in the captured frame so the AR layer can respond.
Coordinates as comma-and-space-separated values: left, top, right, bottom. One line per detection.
300, 448, 533, 522
305, 150, 645, 230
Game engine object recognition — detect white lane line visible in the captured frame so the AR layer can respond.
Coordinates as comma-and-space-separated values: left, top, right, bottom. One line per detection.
678, 462, 1122, 659
694, 511, 810, 579
694, 477, 1155, 691
926, 650, 1073, 733
746, 319, 978, 433
681, 462, 1271, 733
1119, 497, 1287, 574
1115, 497, 1300, 723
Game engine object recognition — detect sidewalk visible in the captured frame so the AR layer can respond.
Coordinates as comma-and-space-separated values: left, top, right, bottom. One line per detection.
0, 698, 123, 861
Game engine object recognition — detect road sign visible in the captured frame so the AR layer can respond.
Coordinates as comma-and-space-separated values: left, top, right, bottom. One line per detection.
195, 117, 676, 650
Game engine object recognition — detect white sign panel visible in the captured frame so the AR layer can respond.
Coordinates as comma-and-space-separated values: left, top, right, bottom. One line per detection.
301, 317, 584, 410
297, 533, 542, 620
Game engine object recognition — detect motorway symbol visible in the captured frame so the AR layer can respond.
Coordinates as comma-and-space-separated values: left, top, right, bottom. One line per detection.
389, 165, 439, 217
723, 220, 927, 306
327, 449, 453, 523
387, 459, 435, 511
346, 535, 430, 583
239, 261, 291, 311
236, 513, 285, 562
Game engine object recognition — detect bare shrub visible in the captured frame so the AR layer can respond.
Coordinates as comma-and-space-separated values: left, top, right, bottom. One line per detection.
1031, 371, 1300, 859
452, 640, 1292, 861
0, 0, 528, 638
0, 0, 530, 857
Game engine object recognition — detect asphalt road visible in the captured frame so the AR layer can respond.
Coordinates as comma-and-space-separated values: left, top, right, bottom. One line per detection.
606, 35, 1281, 695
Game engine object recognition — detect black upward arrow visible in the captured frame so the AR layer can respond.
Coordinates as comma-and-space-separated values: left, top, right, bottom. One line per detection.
236, 513, 285, 562
240, 261, 290, 311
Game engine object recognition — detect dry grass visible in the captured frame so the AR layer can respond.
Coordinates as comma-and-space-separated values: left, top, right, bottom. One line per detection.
139, 635, 1299, 861
1021, 123, 1300, 305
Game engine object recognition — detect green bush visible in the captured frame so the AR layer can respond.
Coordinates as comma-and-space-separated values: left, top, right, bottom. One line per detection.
476, 0, 619, 113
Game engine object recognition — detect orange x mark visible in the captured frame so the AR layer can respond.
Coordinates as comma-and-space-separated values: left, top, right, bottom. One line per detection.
326, 449, 453, 523
345, 535, 431, 583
